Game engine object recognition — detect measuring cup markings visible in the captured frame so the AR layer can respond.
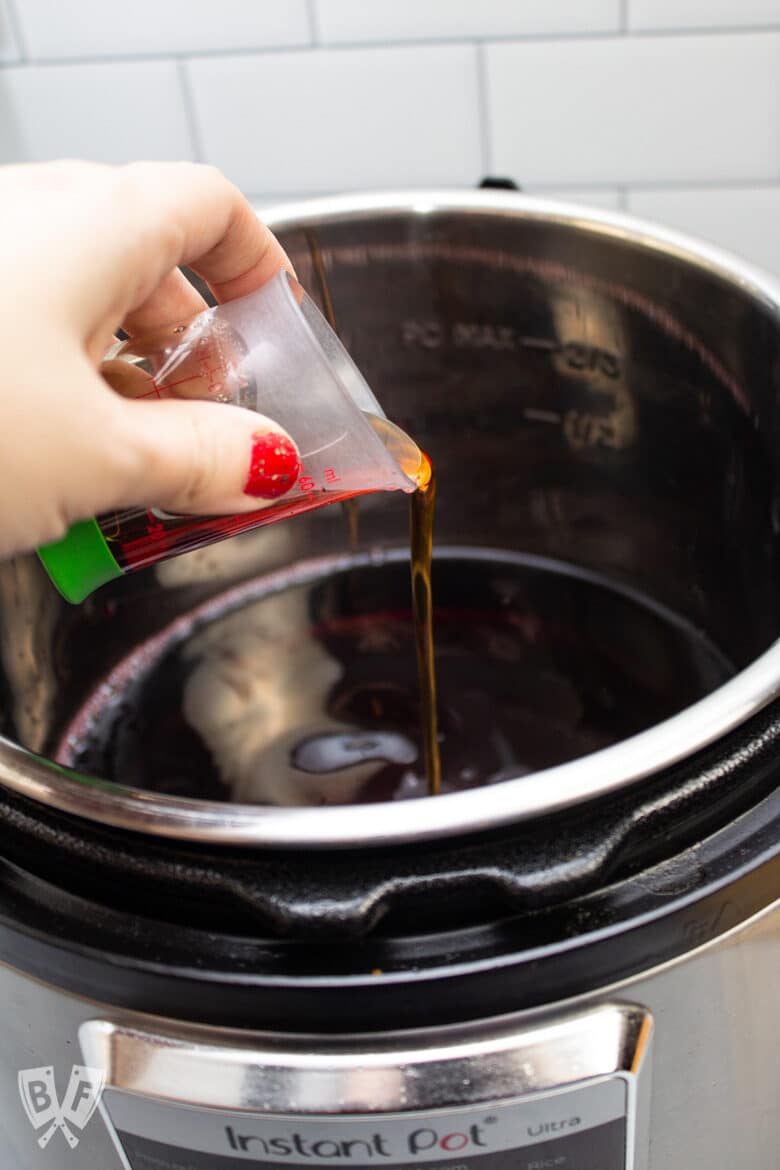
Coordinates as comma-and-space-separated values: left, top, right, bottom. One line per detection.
132, 381, 163, 400
143, 511, 167, 542
298, 472, 317, 501
39, 271, 422, 605
133, 447, 350, 552
114, 488, 372, 568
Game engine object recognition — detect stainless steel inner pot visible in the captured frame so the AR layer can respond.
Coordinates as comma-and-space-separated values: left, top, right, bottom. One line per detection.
1, 190, 779, 848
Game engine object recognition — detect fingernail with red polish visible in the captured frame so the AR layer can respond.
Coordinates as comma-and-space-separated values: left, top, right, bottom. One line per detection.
244, 432, 301, 499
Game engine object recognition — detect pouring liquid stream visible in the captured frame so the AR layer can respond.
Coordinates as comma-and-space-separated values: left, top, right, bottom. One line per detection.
304, 231, 441, 797
346, 415, 442, 798
410, 455, 441, 796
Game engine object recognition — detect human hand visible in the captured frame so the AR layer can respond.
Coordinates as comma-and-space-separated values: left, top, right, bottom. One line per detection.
0, 159, 301, 558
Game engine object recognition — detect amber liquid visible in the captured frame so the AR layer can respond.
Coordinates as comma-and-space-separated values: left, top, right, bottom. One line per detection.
305, 229, 441, 797
410, 457, 441, 796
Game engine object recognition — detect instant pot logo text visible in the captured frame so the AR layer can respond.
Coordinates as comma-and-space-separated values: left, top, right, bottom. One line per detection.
226, 1122, 491, 1159
18, 1065, 105, 1151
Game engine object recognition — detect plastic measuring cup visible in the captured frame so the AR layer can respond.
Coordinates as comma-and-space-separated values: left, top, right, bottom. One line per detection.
38, 271, 424, 603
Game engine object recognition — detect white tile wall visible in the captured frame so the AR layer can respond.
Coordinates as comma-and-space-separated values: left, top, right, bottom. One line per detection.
0, 0, 19, 63
485, 32, 780, 185
315, 0, 621, 44
2, 2, 780, 271
627, 185, 780, 275
628, 0, 780, 31
13, 0, 311, 60
0, 60, 193, 165
186, 44, 481, 194
525, 187, 622, 211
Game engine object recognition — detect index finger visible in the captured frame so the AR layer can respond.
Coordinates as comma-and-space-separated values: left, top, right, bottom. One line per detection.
92, 162, 295, 332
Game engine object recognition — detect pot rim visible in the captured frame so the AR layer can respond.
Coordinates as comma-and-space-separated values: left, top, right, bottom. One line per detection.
3, 188, 779, 849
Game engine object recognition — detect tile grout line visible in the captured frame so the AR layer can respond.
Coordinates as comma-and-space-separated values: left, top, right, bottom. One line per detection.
306, 0, 321, 46
4, 22, 780, 69
475, 42, 492, 179
620, 0, 629, 34
176, 59, 206, 164
618, 176, 780, 193
4, 0, 27, 61
7, 42, 320, 70
529, 177, 780, 194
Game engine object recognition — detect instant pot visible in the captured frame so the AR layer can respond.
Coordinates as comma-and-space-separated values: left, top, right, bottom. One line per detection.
0, 192, 778, 1170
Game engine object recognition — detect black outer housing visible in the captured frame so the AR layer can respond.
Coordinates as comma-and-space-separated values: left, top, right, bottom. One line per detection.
0, 695, 778, 1032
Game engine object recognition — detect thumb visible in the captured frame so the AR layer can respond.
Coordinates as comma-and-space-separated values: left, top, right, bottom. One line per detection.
112, 397, 301, 516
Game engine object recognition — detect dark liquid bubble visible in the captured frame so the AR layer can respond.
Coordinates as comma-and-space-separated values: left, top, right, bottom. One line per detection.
59, 551, 735, 806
